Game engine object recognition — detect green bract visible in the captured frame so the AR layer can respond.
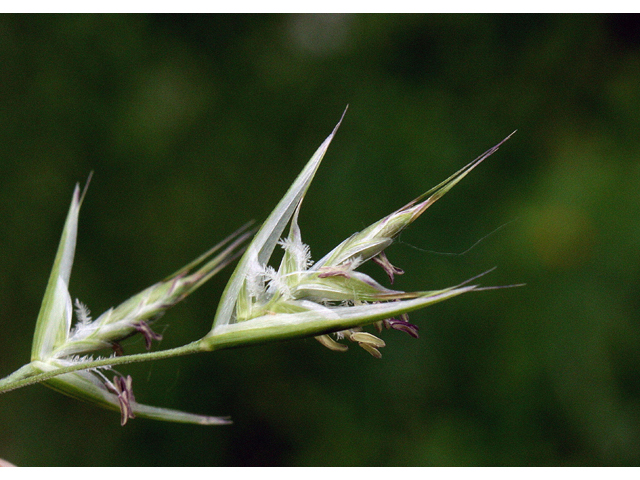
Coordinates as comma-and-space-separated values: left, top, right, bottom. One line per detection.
0, 110, 515, 426
6, 176, 251, 424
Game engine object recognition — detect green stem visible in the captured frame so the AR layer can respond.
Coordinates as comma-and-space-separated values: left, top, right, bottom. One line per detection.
1, 285, 481, 395
0, 340, 205, 395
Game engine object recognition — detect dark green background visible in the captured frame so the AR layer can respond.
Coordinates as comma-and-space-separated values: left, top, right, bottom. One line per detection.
1, 14, 640, 466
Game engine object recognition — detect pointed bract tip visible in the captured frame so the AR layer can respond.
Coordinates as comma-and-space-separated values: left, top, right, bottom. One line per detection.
79, 171, 94, 206
330, 105, 349, 137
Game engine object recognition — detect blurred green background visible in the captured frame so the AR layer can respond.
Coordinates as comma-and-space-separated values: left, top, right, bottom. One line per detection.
1, 14, 640, 466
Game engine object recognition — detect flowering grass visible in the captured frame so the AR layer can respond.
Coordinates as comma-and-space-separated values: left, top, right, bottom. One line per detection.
0, 109, 516, 426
